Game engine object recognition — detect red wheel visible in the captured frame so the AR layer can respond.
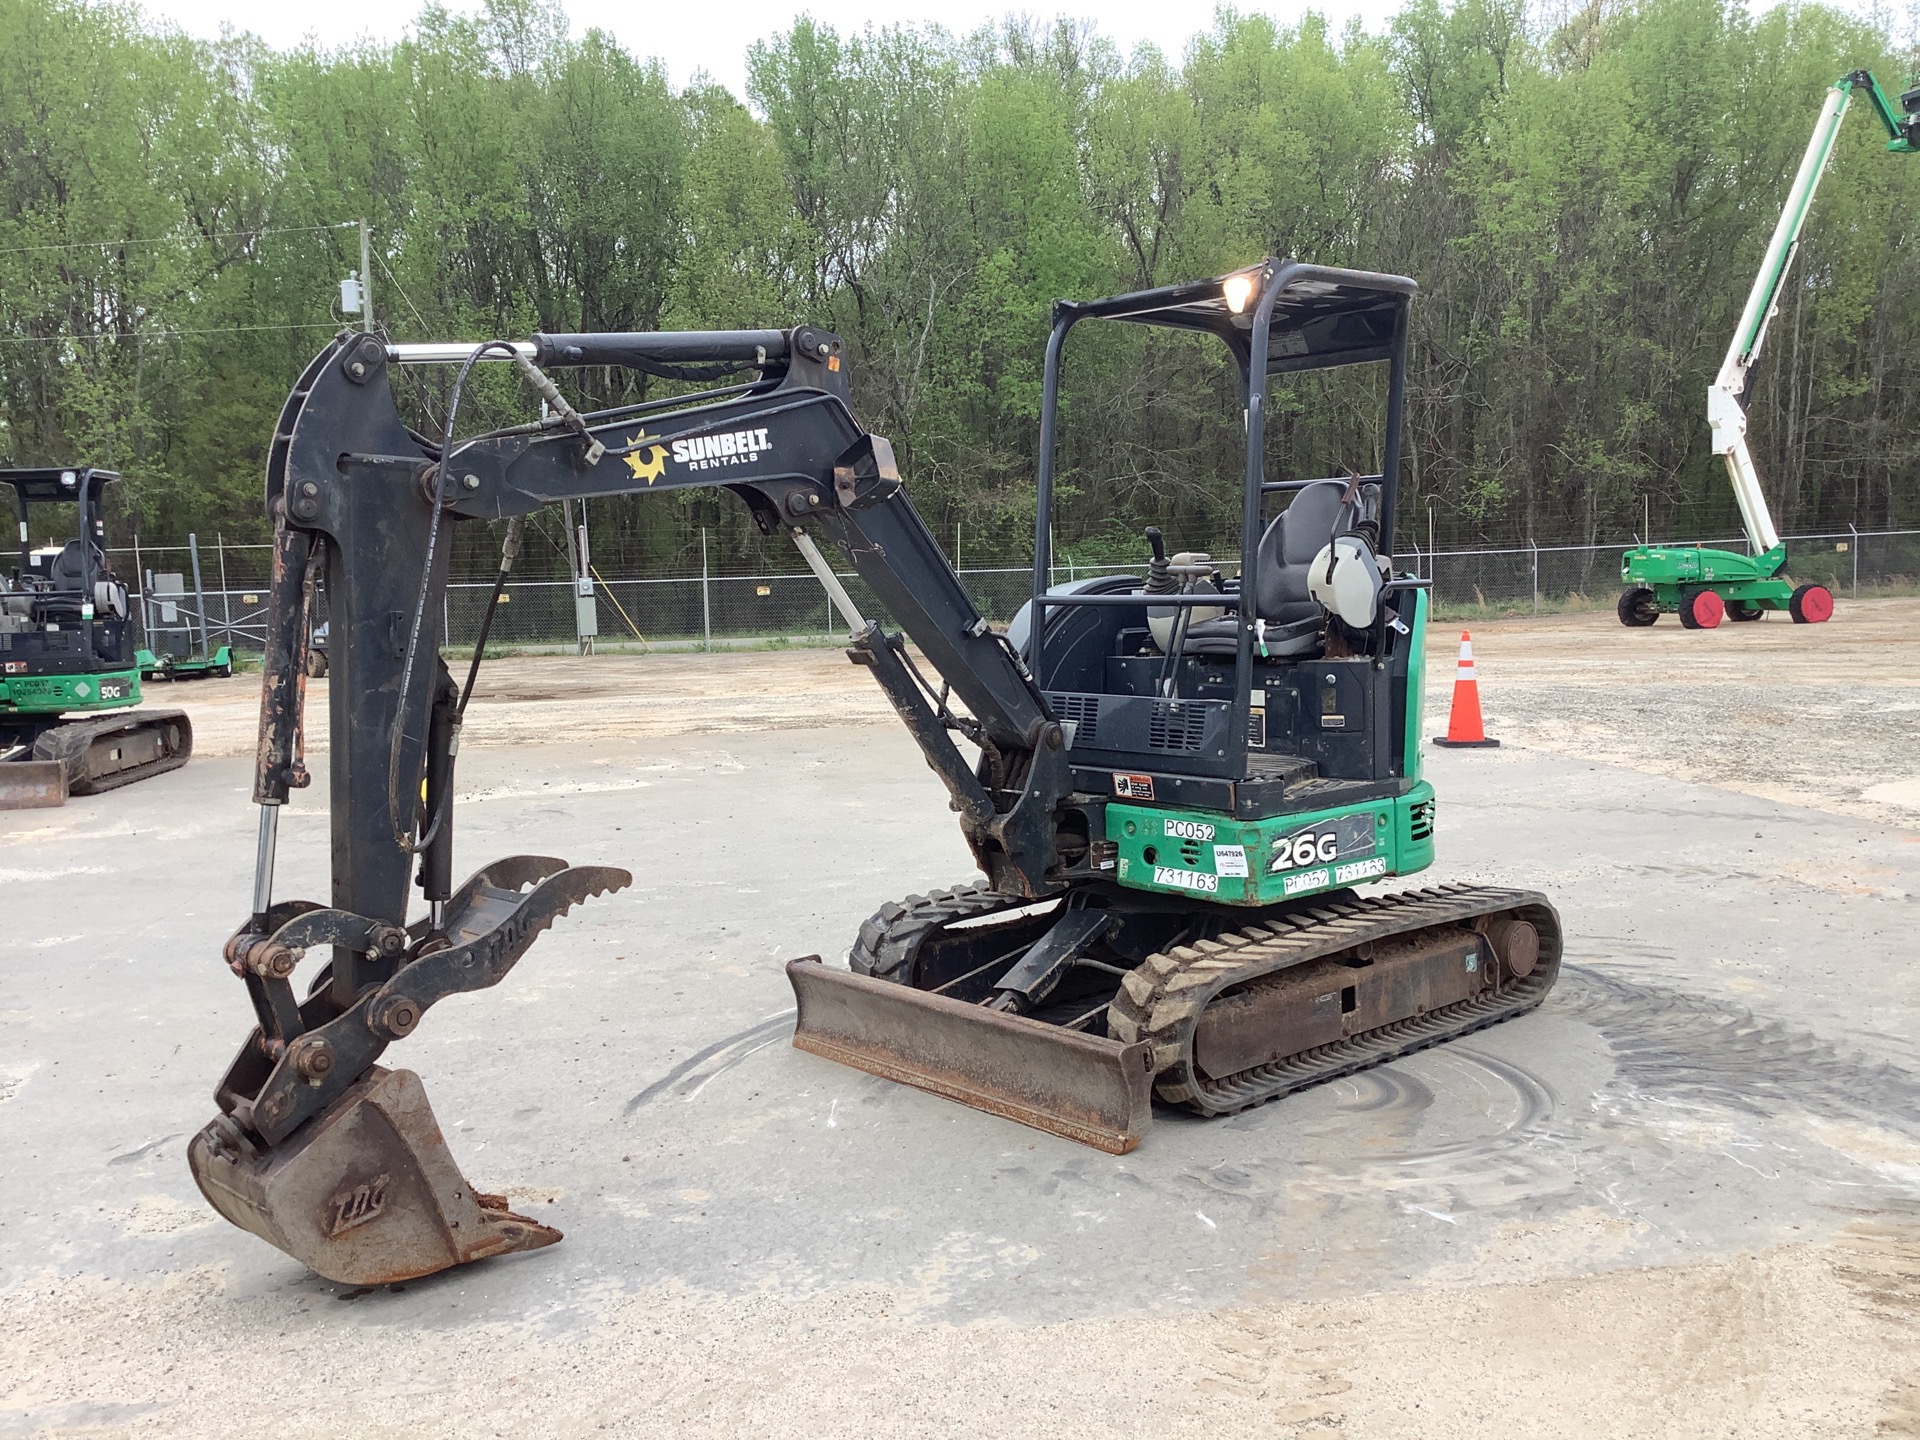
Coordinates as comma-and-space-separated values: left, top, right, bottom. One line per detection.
1789, 583, 1833, 624
1678, 588, 1724, 630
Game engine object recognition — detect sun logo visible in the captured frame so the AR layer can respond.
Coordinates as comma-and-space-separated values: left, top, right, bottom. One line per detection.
623, 432, 669, 484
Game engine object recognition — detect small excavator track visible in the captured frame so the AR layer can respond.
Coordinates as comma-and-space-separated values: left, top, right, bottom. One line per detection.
1107, 883, 1561, 1115
849, 882, 1057, 984
33, 708, 192, 795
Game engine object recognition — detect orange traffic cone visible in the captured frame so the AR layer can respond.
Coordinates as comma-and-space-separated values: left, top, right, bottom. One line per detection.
1431, 630, 1500, 748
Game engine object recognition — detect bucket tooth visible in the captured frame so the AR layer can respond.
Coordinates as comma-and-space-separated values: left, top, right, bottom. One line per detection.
786, 958, 1154, 1154
188, 1066, 558, 1286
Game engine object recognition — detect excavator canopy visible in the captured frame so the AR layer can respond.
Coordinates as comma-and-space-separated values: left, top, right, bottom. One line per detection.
1057, 260, 1416, 376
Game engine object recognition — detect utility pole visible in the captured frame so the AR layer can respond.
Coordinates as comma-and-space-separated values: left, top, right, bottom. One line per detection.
358, 220, 374, 332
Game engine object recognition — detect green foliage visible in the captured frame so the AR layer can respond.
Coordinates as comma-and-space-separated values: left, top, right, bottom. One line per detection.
1, 0, 1916, 573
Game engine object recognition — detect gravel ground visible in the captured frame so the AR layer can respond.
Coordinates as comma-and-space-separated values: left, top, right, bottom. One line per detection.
1458, 596, 1920, 828
4, 598, 1918, 1438
163, 595, 1920, 828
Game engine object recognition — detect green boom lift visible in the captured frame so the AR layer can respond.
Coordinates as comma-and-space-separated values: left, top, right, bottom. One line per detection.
0, 467, 193, 808
1619, 70, 1918, 629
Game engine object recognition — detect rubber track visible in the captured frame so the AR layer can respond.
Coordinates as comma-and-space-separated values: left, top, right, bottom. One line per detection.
848, 881, 1041, 983
1107, 883, 1562, 1115
32, 708, 193, 795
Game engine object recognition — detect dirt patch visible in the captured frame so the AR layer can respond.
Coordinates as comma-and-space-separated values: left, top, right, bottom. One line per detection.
161, 647, 897, 759
161, 598, 1920, 825
1457, 596, 1920, 828
2, 1229, 1912, 1439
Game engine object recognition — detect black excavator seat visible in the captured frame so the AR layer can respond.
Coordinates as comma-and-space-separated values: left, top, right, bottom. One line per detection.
1181, 480, 1345, 660
49, 540, 106, 592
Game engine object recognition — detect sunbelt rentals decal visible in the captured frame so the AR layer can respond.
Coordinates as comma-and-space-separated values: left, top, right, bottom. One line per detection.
624, 426, 775, 482
674, 427, 773, 472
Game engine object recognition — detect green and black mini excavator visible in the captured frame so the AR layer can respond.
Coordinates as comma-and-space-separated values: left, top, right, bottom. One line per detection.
0, 467, 192, 808
188, 260, 1560, 1286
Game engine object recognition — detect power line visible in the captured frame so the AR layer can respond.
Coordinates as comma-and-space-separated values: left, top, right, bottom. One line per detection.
373, 248, 431, 329
0, 222, 358, 259
0, 320, 343, 346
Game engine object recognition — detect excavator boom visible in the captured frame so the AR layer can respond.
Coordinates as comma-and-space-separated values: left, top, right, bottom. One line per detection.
192, 321, 1077, 1282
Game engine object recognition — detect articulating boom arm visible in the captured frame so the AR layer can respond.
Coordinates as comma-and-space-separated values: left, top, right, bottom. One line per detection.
1711, 70, 1917, 555
269, 326, 1069, 905
192, 325, 1073, 1283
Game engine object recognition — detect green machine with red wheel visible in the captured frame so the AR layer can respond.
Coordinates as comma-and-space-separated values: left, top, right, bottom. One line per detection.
1619, 70, 1915, 630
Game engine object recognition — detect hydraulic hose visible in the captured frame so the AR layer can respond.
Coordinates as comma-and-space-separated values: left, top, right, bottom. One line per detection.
386, 339, 519, 855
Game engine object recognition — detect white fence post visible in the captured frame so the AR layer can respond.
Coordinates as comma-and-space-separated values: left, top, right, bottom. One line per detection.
700, 528, 712, 652
216, 533, 232, 649
1850, 522, 1860, 598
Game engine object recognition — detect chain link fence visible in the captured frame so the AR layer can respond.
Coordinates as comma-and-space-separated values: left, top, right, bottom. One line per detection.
1403, 527, 1920, 615
103, 526, 1920, 656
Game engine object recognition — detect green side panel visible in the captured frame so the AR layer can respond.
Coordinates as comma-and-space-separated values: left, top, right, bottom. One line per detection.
1107, 780, 1435, 909
167, 645, 234, 675
1403, 587, 1429, 785
1621, 544, 1782, 586
0, 666, 141, 715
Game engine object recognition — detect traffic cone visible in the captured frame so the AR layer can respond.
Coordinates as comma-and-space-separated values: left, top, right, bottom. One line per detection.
1431, 630, 1500, 748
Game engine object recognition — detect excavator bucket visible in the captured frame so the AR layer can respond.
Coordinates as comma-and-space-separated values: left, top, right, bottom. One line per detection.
786, 958, 1155, 1154
188, 1065, 559, 1286
0, 759, 68, 809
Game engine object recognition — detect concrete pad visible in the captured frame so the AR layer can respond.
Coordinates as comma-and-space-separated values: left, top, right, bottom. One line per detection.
3, 726, 1920, 1436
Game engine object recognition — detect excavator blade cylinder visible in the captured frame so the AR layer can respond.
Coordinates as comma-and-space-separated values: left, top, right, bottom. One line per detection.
0, 759, 68, 809
187, 1066, 559, 1286
786, 958, 1154, 1154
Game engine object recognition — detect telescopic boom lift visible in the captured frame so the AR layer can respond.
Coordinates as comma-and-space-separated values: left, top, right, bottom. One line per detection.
1619, 69, 1918, 629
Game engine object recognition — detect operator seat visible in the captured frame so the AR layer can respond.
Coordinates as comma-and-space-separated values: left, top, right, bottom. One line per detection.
1181, 480, 1345, 659
50, 540, 106, 592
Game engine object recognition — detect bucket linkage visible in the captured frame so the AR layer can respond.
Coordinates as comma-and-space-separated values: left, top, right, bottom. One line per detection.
190, 855, 628, 1285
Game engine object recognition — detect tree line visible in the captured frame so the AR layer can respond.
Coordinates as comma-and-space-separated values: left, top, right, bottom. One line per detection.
2, 0, 1914, 580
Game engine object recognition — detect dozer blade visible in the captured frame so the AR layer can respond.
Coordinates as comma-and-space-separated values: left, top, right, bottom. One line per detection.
786, 958, 1154, 1154
188, 1065, 559, 1286
0, 759, 67, 810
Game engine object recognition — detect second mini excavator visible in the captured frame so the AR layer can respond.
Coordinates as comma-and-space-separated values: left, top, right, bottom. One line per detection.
189, 260, 1560, 1286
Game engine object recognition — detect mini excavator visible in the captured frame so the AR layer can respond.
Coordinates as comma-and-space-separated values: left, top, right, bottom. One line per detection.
189, 261, 1561, 1285
1, 467, 193, 808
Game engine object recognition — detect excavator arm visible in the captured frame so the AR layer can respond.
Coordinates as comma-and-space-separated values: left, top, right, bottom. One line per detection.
190, 325, 1072, 1284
